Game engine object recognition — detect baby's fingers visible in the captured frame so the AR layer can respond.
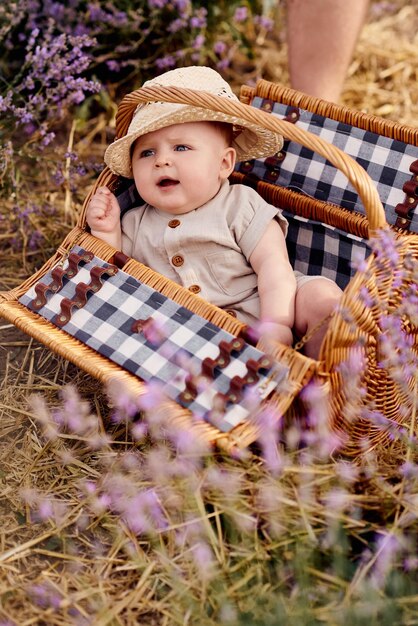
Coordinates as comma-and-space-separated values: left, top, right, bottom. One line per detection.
96, 186, 111, 196
90, 195, 110, 210
92, 187, 119, 213
88, 206, 107, 221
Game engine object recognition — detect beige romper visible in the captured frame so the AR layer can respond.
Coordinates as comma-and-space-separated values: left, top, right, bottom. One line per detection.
122, 181, 311, 326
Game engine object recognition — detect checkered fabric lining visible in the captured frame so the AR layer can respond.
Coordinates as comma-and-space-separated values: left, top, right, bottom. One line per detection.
285, 211, 370, 290
237, 98, 418, 233
19, 247, 287, 432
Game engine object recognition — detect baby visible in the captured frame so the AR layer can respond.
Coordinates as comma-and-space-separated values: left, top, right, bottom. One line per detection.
87, 66, 342, 359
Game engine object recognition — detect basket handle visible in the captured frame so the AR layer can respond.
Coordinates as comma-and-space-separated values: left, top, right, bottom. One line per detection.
116, 86, 388, 234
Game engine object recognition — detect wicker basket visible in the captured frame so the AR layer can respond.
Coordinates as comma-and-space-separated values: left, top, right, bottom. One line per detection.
1, 83, 416, 455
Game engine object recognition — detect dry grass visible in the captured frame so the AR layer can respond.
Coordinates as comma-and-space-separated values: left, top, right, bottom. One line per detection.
1, 1, 418, 624
1, 351, 414, 624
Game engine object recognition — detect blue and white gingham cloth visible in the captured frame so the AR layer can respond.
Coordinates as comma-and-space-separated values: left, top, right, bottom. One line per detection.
285, 212, 370, 289
19, 247, 286, 432
237, 99, 418, 232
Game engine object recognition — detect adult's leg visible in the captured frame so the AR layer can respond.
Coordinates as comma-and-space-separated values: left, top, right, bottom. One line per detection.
286, 0, 370, 102
294, 278, 343, 359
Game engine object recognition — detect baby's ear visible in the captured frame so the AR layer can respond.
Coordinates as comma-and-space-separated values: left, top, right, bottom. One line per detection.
220, 147, 236, 179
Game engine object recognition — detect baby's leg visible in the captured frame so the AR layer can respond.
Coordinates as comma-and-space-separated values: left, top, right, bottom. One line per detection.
294, 277, 343, 359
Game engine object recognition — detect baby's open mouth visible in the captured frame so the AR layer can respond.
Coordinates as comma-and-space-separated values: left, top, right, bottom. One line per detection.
157, 178, 179, 187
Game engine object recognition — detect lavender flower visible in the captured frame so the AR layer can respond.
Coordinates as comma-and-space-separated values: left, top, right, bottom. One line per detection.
192, 34, 205, 50
300, 381, 341, 457
87, 3, 128, 26
20, 488, 68, 525
155, 55, 177, 70
106, 378, 141, 422
148, 0, 169, 8
254, 15, 274, 31
190, 8, 207, 29
254, 406, 283, 475
213, 40, 227, 55
379, 313, 418, 389
233, 6, 248, 23
28, 583, 63, 610
370, 533, 402, 589
2, 27, 100, 141
173, 0, 191, 12
191, 540, 216, 581
168, 18, 188, 33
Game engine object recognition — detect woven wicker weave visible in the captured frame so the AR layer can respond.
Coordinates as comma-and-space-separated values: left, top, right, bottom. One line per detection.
237, 80, 418, 455
1, 83, 416, 455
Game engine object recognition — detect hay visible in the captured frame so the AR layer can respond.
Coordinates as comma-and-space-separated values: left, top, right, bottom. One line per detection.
343, 3, 418, 124
1, 358, 416, 623
1, 1, 418, 623
236, 0, 418, 128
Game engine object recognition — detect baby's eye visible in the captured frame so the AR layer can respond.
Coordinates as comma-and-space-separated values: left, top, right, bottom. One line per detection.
174, 145, 190, 152
140, 149, 155, 158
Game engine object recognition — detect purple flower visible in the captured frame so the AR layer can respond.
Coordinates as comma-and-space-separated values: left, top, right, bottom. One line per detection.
148, 0, 169, 8
84, 480, 97, 495
300, 381, 343, 456
191, 540, 216, 580
400, 461, 418, 479
173, 0, 190, 10
106, 59, 121, 72
155, 55, 176, 70
370, 533, 401, 588
2, 28, 100, 139
192, 34, 205, 50
104, 481, 168, 535
351, 249, 369, 273
106, 379, 140, 421
324, 488, 349, 513
336, 461, 359, 484
254, 15, 274, 31
254, 406, 283, 475
358, 285, 374, 307
190, 10, 207, 29
404, 556, 418, 571
371, 227, 401, 271
28, 583, 63, 609
27, 28, 40, 47
213, 40, 227, 55
168, 18, 187, 33
233, 6, 248, 22
378, 313, 417, 389
37, 498, 54, 521
131, 421, 148, 441
137, 379, 167, 411
28, 230, 44, 250
86, 4, 128, 26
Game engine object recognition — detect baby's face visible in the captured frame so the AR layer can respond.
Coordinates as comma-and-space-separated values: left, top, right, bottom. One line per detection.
131, 122, 235, 215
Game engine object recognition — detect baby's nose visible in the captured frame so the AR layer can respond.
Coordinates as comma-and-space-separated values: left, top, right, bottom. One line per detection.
155, 154, 172, 167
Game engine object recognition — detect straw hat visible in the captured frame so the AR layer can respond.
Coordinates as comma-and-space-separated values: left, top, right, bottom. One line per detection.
104, 66, 283, 178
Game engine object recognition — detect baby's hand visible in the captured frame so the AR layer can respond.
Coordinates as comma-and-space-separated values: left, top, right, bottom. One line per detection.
86, 187, 120, 234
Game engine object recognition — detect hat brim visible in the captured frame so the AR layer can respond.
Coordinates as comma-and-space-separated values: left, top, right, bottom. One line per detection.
104, 102, 283, 178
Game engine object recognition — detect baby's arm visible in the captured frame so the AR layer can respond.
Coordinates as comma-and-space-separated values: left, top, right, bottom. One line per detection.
86, 186, 122, 250
249, 220, 297, 347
